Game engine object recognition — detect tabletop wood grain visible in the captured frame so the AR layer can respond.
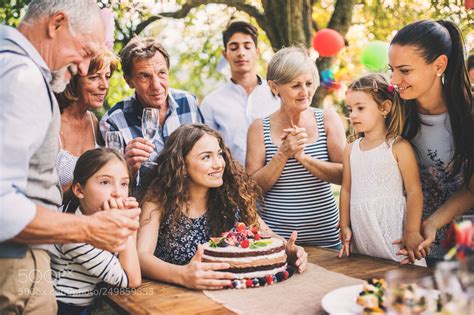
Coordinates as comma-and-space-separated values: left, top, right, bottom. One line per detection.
104, 246, 432, 314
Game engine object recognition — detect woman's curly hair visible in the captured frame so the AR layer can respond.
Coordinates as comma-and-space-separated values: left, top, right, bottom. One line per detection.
140, 124, 261, 236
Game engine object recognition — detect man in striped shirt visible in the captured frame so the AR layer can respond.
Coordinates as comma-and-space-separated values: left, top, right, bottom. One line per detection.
100, 37, 204, 179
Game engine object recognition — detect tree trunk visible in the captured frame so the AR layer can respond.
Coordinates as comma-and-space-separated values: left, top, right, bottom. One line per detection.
260, 0, 355, 108
120, 0, 356, 108
260, 0, 313, 50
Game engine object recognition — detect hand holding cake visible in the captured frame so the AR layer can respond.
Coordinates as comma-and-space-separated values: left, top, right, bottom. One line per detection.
285, 231, 308, 273
179, 245, 234, 290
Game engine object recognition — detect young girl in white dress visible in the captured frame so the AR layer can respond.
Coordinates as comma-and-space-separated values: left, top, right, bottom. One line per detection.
338, 73, 427, 265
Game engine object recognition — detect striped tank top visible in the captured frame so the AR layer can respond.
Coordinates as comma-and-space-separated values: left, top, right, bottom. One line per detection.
260, 108, 341, 247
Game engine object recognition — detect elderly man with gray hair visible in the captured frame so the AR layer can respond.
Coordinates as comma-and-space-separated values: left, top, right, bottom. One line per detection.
100, 36, 204, 181
0, 1, 140, 313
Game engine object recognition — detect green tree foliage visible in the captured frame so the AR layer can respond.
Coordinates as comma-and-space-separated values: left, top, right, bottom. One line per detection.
2, 0, 472, 115
0, 0, 29, 26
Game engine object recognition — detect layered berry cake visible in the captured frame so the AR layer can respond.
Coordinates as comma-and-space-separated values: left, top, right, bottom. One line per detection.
202, 223, 295, 289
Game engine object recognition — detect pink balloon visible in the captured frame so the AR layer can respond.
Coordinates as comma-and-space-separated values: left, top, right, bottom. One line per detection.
312, 29, 345, 57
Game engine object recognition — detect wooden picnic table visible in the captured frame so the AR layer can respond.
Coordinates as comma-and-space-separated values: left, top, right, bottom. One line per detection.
104, 246, 432, 314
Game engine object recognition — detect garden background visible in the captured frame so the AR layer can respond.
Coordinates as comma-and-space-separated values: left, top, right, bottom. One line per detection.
2, 0, 472, 119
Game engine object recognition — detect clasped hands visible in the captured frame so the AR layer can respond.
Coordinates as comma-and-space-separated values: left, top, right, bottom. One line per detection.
100, 196, 141, 216
88, 197, 141, 253
280, 126, 308, 160
393, 221, 436, 264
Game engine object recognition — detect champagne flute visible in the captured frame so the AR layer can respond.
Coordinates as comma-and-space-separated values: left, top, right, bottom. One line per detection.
105, 131, 124, 154
141, 108, 159, 166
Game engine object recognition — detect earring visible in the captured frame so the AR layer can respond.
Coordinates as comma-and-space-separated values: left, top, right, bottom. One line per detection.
437, 72, 445, 85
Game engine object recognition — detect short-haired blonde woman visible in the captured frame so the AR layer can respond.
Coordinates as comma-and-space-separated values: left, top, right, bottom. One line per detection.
246, 47, 346, 248
55, 49, 119, 194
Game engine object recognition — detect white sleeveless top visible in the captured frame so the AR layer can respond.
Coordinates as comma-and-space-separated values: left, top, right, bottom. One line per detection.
56, 111, 99, 187
349, 137, 425, 266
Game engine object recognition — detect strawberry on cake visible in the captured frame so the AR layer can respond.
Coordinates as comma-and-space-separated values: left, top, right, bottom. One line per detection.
202, 223, 295, 289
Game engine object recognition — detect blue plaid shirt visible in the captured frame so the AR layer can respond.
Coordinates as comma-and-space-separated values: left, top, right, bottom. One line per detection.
100, 88, 204, 161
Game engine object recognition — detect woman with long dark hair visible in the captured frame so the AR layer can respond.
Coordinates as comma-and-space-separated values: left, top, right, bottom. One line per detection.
389, 20, 474, 265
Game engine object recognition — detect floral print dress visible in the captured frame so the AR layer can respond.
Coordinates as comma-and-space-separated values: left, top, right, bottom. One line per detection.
154, 212, 210, 265
411, 112, 474, 259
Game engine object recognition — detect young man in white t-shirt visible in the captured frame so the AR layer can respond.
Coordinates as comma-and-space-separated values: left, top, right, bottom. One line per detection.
201, 21, 280, 166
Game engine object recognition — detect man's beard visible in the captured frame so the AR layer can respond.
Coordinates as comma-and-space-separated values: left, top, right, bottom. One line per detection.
50, 64, 78, 93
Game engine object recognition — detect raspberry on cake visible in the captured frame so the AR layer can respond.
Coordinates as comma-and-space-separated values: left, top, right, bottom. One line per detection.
202, 223, 294, 289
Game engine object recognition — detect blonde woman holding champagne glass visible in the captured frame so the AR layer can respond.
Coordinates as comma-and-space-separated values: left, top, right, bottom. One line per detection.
55, 49, 119, 197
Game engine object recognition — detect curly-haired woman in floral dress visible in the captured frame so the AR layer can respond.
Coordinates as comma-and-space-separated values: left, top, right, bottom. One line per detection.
136, 124, 307, 290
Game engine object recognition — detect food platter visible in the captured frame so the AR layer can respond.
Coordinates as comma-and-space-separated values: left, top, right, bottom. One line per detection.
321, 284, 364, 314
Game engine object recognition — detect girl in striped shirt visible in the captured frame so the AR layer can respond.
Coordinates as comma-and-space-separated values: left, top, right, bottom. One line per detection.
50, 148, 141, 315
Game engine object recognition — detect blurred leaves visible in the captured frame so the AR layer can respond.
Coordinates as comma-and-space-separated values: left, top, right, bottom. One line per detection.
0, 0, 30, 26
2, 0, 472, 115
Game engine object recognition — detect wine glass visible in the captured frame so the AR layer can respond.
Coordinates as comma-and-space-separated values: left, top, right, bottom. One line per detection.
141, 108, 159, 166
105, 131, 124, 154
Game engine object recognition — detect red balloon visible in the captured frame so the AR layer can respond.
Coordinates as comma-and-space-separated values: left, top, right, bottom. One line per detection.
466, 0, 474, 9
312, 28, 345, 57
